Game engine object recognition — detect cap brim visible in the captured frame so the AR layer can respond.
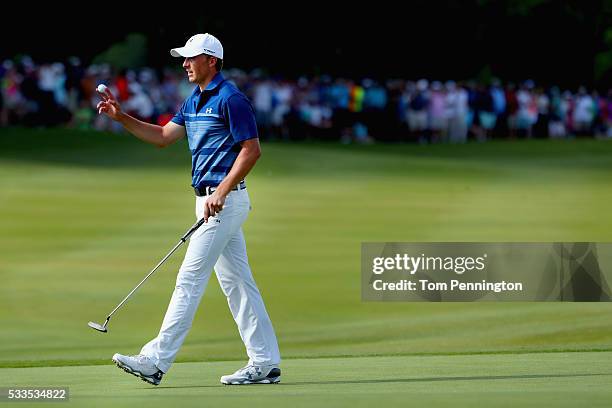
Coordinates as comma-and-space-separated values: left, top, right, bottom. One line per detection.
170, 47, 202, 58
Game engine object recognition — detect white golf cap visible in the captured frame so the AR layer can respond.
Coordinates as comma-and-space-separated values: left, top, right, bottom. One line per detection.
170, 33, 223, 59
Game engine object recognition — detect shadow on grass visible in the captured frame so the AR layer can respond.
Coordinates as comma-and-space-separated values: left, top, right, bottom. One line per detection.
3, 127, 612, 173
153, 372, 611, 389
0, 127, 189, 169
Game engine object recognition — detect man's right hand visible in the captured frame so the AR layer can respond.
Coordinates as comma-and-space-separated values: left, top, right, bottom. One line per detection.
96, 87, 122, 121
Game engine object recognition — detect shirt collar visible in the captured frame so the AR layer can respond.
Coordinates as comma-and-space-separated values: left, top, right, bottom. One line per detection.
206, 72, 225, 91
193, 72, 225, 96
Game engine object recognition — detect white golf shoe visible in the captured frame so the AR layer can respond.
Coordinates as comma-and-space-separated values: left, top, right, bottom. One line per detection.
220, 364, 281, 385
112, 353, 164, 386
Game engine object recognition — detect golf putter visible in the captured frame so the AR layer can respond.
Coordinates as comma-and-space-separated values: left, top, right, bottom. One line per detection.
88, 217, 206, 333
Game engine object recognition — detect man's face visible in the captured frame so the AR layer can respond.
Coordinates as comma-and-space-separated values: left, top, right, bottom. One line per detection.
183, 54, 214, 84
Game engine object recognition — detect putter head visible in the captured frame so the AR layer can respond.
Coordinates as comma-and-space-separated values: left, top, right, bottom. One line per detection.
88, 321, 108, 333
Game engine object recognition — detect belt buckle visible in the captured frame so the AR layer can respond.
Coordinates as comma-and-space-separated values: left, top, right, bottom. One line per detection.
196, 183, 244, 196
194, 186, 210, 196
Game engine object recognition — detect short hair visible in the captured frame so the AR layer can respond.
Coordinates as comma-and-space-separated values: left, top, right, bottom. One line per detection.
215, 58, 224, 72
203, 54, 224, 72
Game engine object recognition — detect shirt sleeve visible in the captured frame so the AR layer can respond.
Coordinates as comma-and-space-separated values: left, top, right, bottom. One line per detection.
225, 94, 258, 142
171, 100, 186, 126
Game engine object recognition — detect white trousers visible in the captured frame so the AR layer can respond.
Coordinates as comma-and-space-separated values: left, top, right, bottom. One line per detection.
140, 188, 281, 373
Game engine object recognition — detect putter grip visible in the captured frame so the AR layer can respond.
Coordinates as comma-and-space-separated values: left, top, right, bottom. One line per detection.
181, 218, 206, 242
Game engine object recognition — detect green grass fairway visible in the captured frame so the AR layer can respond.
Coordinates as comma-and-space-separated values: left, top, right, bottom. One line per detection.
1, 128, 612, 405
1, 353, 611, 407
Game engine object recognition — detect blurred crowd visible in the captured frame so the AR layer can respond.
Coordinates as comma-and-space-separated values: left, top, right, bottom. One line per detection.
2, 57, 612, 143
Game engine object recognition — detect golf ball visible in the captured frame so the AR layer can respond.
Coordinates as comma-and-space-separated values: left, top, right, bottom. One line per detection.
96, 84, 108, 93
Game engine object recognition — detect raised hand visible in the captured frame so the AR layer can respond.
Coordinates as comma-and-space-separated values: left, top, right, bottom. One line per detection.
96, 86, 122, 121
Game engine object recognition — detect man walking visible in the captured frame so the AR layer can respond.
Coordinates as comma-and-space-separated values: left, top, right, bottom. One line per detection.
97, 33, 281, 386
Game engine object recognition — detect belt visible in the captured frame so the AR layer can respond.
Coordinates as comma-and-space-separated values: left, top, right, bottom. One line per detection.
194, 181, 246, 197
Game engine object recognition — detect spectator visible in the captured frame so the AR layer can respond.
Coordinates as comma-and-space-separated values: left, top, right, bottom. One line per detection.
604, 90, 612, 138
270, 79, 293, 140
490, 78, 506, 138
445, 80, 468, 143
533, 87, 550, 138
3, 57, 612, 142
562, 90, 575, 135
70, 100, 94, 130
362, 79, 387, 140
505, 82, 519, 138
252, 78, 273, 138
428, 81, 446, 143
123, 82, 154, 122
516, 80, 538, 138
1, 60, 26, 124
407, 79, 429, 143
548, 87, 566, 138
329, 78, 351, 137
573, 86, 595, 136
472, 83, 496, 141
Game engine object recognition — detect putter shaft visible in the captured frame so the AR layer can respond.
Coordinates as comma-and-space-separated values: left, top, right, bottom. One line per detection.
90, 218, 205, 331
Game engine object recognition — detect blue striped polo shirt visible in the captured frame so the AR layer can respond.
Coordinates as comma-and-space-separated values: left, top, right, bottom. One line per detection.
171, 72, 258, 188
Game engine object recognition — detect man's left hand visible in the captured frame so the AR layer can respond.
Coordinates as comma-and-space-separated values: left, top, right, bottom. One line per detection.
204, 192, 226, 222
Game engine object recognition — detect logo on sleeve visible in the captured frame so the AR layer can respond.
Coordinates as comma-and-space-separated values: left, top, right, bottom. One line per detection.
205, 108, 213, 114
